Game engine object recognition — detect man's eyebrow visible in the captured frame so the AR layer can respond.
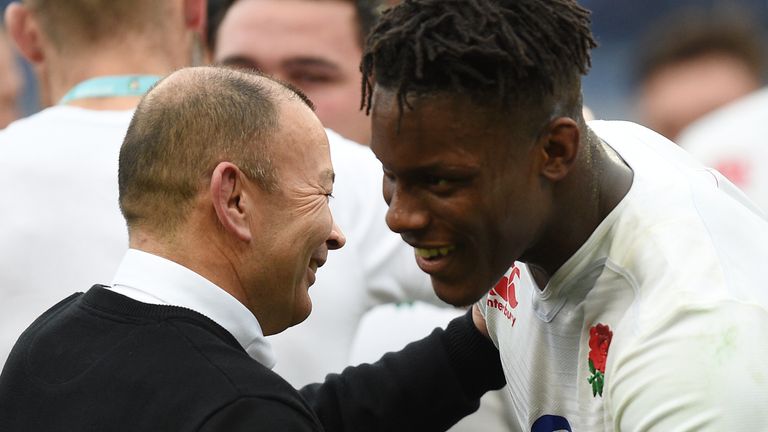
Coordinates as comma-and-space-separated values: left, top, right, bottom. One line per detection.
217, 56, 260, 70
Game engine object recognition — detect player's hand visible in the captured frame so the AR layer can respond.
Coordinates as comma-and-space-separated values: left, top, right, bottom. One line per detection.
471, 304, 489, 339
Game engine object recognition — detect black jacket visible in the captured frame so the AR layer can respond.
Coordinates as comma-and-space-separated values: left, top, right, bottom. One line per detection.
0, 286, 505, 431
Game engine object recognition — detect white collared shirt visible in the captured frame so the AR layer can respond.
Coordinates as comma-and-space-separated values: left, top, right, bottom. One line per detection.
108, 249, 275, 368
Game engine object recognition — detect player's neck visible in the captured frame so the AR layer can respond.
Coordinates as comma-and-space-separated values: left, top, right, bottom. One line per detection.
44, 48, 191, 110
523, 129, 633, 286
594, 135, 634, 221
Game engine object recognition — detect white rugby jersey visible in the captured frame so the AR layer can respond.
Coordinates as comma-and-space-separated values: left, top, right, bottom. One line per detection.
480, 121, 768, 431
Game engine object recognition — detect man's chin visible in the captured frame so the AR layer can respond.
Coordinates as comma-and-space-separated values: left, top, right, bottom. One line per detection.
431, 277, 488, 307
279, 297, 313, 334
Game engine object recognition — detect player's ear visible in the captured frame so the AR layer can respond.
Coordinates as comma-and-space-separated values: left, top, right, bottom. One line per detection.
209, 162, 253, 242
5, 3, 45, 64
537, 117, 580, 182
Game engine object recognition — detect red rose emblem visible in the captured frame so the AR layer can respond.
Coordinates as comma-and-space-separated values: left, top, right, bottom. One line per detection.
588, 323, 612, 373
587, 323, 613, 397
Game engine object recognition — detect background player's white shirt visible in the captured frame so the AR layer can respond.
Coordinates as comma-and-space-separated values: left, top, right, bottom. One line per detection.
0, 106, 133, 365
480, 120, 768, 431
677, 87, 768, 213
0, 110, 440, 375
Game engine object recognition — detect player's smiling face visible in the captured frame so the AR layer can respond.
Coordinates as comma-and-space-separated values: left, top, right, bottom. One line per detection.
370, 88, 551, 306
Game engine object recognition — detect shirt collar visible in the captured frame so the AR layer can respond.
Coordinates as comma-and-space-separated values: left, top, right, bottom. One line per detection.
109, 248, 276, 369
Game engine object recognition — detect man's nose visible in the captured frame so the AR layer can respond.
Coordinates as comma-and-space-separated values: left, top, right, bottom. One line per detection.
384, 186, 430, 234
326, 221, 346, 250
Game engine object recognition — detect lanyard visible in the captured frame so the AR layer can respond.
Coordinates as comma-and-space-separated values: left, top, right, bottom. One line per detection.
58, 75, 161, 105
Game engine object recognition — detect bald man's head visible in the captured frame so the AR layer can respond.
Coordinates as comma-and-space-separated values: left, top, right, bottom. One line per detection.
118, 66, 314, 236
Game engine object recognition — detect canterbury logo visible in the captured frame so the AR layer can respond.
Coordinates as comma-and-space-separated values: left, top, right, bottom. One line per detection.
487, 266, 520, 325
489, 266, 520, 308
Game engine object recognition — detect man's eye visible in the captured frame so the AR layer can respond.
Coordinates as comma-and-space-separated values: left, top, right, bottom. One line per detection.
424, 176, 450, 187
292, 72, 334, 85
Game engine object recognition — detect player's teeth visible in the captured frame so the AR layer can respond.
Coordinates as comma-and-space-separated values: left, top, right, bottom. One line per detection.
415, 246, 455, 258
415, 248, 431, 257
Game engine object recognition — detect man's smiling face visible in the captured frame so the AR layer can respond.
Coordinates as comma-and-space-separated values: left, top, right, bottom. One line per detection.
370, 88, 551, 306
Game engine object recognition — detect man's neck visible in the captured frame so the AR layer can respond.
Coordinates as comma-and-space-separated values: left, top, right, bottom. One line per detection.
128, 227, 250, 317
45, 49, 190, 110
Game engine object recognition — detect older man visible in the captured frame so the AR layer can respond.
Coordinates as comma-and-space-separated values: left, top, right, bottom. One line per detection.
0, 67, 505, 431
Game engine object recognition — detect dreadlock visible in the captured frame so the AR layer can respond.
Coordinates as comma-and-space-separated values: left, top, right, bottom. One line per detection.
361, 0, 597, 118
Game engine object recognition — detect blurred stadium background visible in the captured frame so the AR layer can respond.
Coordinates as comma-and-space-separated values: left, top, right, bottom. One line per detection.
2, 0, 767, 122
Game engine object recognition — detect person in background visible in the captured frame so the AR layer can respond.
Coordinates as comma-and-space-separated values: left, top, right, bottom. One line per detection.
215, 0, 376, 145
0, 66, 506, 431
631, 5, 765, 141
0, 0, 207, 366
363, 0, 768, 429
677, 86, 768, 212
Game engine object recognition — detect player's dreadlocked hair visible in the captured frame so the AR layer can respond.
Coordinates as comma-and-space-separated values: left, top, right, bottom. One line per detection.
361, 0, 597, 117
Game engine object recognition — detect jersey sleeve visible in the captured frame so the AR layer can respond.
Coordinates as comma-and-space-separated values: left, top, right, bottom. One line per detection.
477, 295, 490, 320
607, 300, 768, 430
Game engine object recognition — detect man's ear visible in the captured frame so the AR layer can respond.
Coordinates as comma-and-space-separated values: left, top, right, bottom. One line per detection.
5, 3, 44, 64
537, 117, 580, 182
210, 162, 253, 242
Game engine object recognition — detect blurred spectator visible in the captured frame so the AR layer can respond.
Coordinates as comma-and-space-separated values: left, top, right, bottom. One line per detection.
631, 5, 765, 141
0, 0, 206, 365
215, 0, 377, 144
678, 87, 768, 212
0, 27, 21, 128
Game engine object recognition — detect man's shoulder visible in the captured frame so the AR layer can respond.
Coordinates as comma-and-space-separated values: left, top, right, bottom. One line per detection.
2, 291, 306, 428
2, 319, 309, 431
168, 317, 293, 391
0, 106, 134, 155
